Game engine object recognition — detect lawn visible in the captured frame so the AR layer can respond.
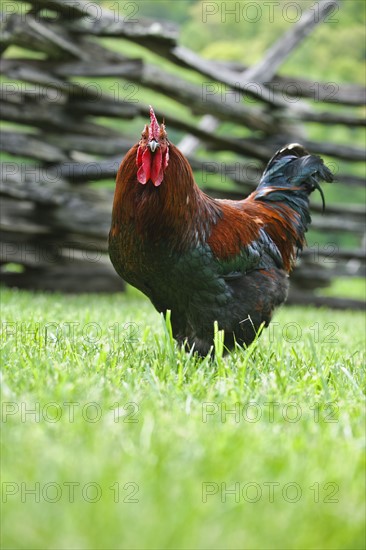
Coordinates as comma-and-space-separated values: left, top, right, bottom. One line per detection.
1, 287, 365, 550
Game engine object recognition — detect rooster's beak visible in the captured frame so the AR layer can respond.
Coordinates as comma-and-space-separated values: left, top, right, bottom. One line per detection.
148, 140, 159, 153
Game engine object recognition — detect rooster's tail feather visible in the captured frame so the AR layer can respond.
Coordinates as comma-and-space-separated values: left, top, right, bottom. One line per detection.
256, 143, 333, 211
253, 144, 333, 260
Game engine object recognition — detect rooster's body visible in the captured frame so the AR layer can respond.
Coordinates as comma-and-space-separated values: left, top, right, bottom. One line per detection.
109, 108, 332, 355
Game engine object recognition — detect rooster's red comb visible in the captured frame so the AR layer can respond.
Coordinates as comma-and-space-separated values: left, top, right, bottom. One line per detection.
149, 106, 160, 141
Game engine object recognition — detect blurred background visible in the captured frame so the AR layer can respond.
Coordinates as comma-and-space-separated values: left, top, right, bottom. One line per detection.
1, 0, 365, 307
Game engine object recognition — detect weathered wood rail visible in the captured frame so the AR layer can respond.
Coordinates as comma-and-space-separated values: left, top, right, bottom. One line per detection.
0, 0, 365, 308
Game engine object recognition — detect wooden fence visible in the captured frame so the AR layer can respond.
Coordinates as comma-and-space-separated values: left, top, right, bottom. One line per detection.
0, 0, 365, 307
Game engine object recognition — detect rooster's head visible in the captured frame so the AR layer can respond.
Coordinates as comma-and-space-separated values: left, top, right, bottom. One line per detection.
136, 106, 169, 187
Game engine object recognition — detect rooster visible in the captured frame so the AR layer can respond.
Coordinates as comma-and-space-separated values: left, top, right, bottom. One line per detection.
109, 107, 333, 355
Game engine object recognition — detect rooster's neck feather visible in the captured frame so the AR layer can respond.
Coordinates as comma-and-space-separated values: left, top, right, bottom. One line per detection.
111, 143, 221, 250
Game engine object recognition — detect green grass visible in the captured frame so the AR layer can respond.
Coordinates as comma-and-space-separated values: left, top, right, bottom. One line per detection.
1, 287, 365, 550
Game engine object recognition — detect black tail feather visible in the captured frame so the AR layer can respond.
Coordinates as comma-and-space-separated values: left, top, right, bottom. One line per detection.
258, 143, 333, 211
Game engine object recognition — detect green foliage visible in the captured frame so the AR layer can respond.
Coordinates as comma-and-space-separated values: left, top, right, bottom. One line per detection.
1, 288, 365, 549
131, 0, 197, 23
182, 0, 365, 85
